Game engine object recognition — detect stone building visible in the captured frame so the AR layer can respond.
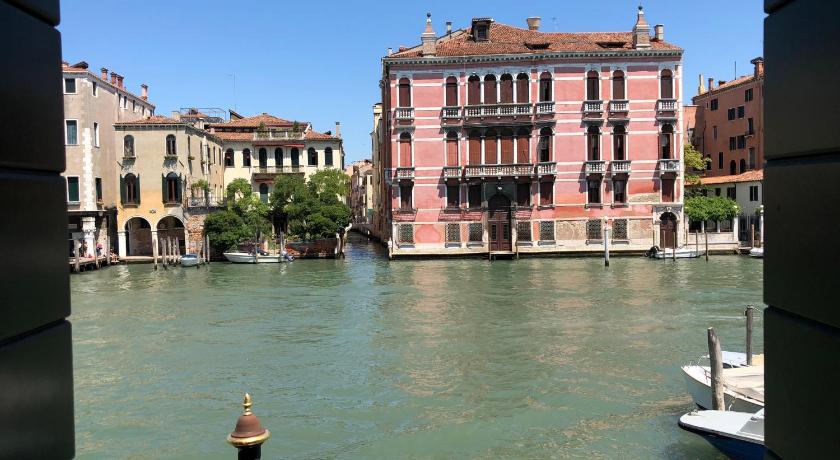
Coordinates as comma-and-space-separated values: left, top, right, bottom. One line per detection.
62, 61, 154, 256
347, 159, 374, 226
378, 8, 685, 257
113, 115, 224, 257
370, 103, 386, 240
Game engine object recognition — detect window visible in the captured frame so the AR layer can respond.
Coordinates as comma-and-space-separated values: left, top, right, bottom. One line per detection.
305, 148, 316, 166
467, 75, 481, 105
540, 181, 554, 206
737, 105, 745, 119
399, 132, 412, 166
749, 148, 756, 170
399, 184, 412, 210
713, 125, 717, 140
612, 219, 628, 240
718, 152, 724, 169
65, 120, 78, 145
727, 187, 736, 199
749, 185, 759, 202
612, 70, 625, 100
660, 69, 673, 99
122, 174, 139, 204
166, 134, 177, 156
661, 178, 675, 202
446, 223, 461, 243
66, 177, 80, 202
475, 24, 488, 41
587, 219, 603, 240
93, 122, 100, 147
516, 128, 530, 163
613, 125, 626, 160
132, 100, 136, 112
500, 129, 514, 164
516, 73, 529, 103
446, 131, 458, 166
710, 99, 719, 110
258, 148, 268, 168
64, 78, 76, 93
398, 78, 411, 107
224, 149, 234, 167
468, 183, 481, 208
516, 182, 530, 207
727, 108, 736, 120
613, 178, 627, 203
588, 126, 600, 161
729, 137, 736, 150
532, 128, 550, 162
242, 148, 251, 167
737, 135, 746, 149
275, 148, 283, 167
124, 135, 134, 157
586, 71, 599, 100
715, 187, 721, 196
259, 183, 269, 203
291, 148, 300, 166
747, 118, 755, 135
729, 160, 737, 175
740, 159, 747, 173
706, 154, 712, 171
483, 75, 497, 104
446, 184, 460, 208
745, 88, 753, 102
92, 82, 97, 96
325, 147, 334, 166
499, 74, 513, 103
539, 72, 552, 102
660, 124, 673, 159
445, 76, 458, 106
95, 178, 102, 202
164, 172, 181, 204
587, 178, 601, 204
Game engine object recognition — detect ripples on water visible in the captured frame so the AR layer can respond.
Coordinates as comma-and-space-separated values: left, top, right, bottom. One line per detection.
71, 234, 760, 459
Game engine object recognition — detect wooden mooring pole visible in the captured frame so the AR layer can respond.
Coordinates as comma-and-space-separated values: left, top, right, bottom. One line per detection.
745, 305, 755, 366
750, 223, 756, 248
153, 235, 159, 270
205, 234, 210, 264
603, 225, 610, 267
73, 239, 81, 273
163, 237, 169, 269
707, 327, 725, 410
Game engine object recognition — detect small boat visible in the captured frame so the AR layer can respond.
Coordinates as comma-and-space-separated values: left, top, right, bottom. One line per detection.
647, 246, 704, 259
180, 253, 202, 267
681, 363, 764, 412
748, 247, 764, 258
679, 409, 765, 460
223, 252, 282, 263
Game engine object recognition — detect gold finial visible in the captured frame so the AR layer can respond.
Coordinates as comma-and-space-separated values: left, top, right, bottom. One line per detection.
242, 393, 253, 416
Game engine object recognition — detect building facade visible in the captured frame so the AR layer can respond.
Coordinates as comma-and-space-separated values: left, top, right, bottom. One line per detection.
379, 9, 685, 257
62, 61, 154, 256
692, 57, 764, 243
370, 103, 386, 240
347, 159, 374, 226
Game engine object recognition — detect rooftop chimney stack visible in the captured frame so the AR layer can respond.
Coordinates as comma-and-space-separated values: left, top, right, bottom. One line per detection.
446, 21, 452, 34
100, 67, 108, 80
116, 74, 124, 89
751, 57, 765, 78
140, 84, 148, 100
421, 12, 437, 56
387, 47, 392, 56
708, 77, 714, 91
110, 71, 117, 85
718, 79, 726, 87
698, 74, 706, 95
527, 17, 541, 31
654, 24, 664, 41
632, 6, 651, 49
335, 121, 341, 138
171, 111, 180, 121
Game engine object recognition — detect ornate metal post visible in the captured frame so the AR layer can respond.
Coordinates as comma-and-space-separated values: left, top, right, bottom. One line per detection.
227, 394, 270, 459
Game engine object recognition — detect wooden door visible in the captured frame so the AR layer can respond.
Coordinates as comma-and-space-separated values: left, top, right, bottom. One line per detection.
488, 194, 512, 252
660, 213, 676, 249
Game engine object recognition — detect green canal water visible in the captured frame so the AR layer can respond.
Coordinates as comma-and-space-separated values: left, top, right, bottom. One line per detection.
71, 234, 763, 459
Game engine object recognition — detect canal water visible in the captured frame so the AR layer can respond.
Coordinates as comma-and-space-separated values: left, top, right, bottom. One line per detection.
71, 234, 763, 459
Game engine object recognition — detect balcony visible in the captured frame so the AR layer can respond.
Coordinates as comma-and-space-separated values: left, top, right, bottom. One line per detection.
608, 100, 629, 120
395, 167, 415, 180
443, 166, 462, 179
395, 107, 414, 120
187, 196, 225, 208
611, 160, 632, 174
658, 158, 681, 174
536, 161, 557, 176
584, 160, 606, 175
464, 103, 532, 119
442, 106, 461, 119
535, 102, 555, 115
583, 100, 603, 115
253, 130, 305, 141
464, 163, 534, 178
252, 165, 304, 178
656, 99, 678, 121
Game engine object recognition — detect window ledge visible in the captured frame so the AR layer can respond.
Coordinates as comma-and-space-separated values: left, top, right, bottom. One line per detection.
466, 242, 484, 248
516, 241, 533, 246
537, 205, 555, 210
164, 203, 181, 208
537, 240, 556, 246
585, 203, 604, 209
611, 239, 630, 245
445, 242, 462, 248
122, 203, 139, 208
586, 239, 604, 245
611, 203, 629, 208
67, 201, 80, 205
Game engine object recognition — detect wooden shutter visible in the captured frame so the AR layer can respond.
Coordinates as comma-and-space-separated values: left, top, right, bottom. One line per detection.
613, 74, 625, 99
135, 174, 140, 205
445, 80, 457, 106
516, 76, 529, 103
484, 135, 497, 164
176, 174, 183, 203
517, 134, 529, 163
161, 174, 167, 203
662, 178, 675, 202
500, 77, 513, 103
540, 181, 553, 205
119, 175, 125, 204
469, 135, 481, 165
483, 78, 496, 104
399, 140, 411, 166
398, 80, 410, 107
468, 78, 480, 105
446, 139, 458, 166
500, 134, 514, 164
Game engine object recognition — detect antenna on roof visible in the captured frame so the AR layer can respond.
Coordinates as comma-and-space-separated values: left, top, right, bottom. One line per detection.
734, 61, 737, 80
552, 16, 558, 31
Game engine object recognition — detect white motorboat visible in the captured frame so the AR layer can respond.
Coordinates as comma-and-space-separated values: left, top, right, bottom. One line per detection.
651, 247, 704, 259
748, 247, 764, 258
180, 253, 202, 267
223, 252, 282, 263
679, 409, 765, 460
681, 362, 764, 412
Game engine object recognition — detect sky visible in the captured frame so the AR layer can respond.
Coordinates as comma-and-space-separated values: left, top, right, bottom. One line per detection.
59, 0, 764, 163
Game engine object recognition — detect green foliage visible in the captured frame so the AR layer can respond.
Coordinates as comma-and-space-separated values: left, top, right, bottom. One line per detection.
226, 178, 252, 203
271, 169, 351, 240
308, 168, 350, 199
204, 209, 251, 252
192, 179, 209, 192
257, 121, 268, 133
683, 144, 708, 188
685, 195, 739, 226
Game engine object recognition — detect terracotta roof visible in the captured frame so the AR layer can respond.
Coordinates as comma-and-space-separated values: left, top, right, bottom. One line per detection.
212, 131, 255, 141
699, 169, 763, 185
388, 22, 681, 58
115, 115, 180, 125
694, 74, 763, 102
305, 130, 338, 140
209, 113, 303, 129
61, 61, 155, 109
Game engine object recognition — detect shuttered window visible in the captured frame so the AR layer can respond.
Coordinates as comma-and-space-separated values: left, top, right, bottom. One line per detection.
446, 133, 458, 166
445, 76, 458, 106
516, 73, 529, 103
467, 76, 481, 105
500, 74, 513, 103
500, 130, 514, 164
612, 70, 625, 99
484, 130, 497, 164
662, 178, 675, 202
398, 78, 411, 107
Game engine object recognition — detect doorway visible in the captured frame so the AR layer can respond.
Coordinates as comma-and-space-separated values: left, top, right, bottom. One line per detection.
488, 193, 511, 252
659, 212, 677, 249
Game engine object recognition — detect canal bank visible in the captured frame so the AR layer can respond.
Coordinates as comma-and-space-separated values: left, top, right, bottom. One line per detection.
71, 234, 759, 458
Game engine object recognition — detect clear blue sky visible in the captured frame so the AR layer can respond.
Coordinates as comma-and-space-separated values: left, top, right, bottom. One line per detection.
59, 0, 764, 162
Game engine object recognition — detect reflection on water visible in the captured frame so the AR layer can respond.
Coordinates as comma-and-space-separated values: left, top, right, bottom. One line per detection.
72, 234, 760, 459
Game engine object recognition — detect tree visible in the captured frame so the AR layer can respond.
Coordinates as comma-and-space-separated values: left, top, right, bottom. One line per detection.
683, 143, 709, 195
685, 195, 739, 229
308, 168, 350, 199
204, 209, 251, 252
226, 178, 252, 203
274, 169, 352, 241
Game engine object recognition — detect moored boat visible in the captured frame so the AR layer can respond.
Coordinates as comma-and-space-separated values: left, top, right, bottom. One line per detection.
748, 247, 763, 258
223, 252, 282, 263
180, 253, 202, 267
647, 246, 704, 259
679, 409, 765, 460
681, 363, 764, 412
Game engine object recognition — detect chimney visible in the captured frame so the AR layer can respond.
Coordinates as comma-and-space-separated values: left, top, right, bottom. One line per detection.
421, 12, 436, 56
116, 74, 124, 89
446, 21, 452, 34
387, 47, 393, 56
708, 77, 714, 91
171, 111, 181, 121
140, 84, 148, 100
335, 121, 341, 138
654, 24, 664, 41
110, 71, 118, 85
698, 74, 706, 95
100, 67, 108, 80
526, 16, 541, 31
632, 6, 651, 49
751, 57, 765, 78
718, 79, 726, 87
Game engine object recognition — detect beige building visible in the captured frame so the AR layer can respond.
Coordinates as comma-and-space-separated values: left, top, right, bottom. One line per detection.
347, 159, 374, 226
113, 115, 224, 257
62, 61, 154, 256
369, 103, 385, 240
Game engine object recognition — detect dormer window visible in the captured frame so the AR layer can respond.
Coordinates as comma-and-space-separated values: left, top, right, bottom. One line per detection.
471, 18, 492, 41
476, 25, 488, 40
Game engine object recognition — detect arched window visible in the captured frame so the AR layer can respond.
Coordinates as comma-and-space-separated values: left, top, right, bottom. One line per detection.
539, 72, 552, 102
500, 74, 513, 104
516, 73, 529, 103
500, 129, 514, 164
258, 148, 268, 169
399, 132, 412, 167
660, 69, 673, 99
291, 148, 300, 166
613, 125, 626, 161
445, 76, 458, 107
166, 134, 177, 156
516, 128, 530, 163
538, 127, 552, 162
612, 70, 625, 100
122, 173, 139, 204
123, 135, 134, 157
275, 148, 283, 167
739, 159, 747, 173
467, 75, 481, 105
586, 71, 600, 101
325, 147, 334, 166
483, 75, 497, 104
242, 148, 251, 167
660, 124, 673, 159
259, 183, 269, 203
706, 154, 712, 171
468, 130, 481, 165
730, 160, 737, 175
587, 126, 600, 161
164, 172, 180, 204
398, 78, 411, 107
308, 147, 318, 166
484, 129, 498, 164
224, 148, 234, 167
446, 131, 458, 166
